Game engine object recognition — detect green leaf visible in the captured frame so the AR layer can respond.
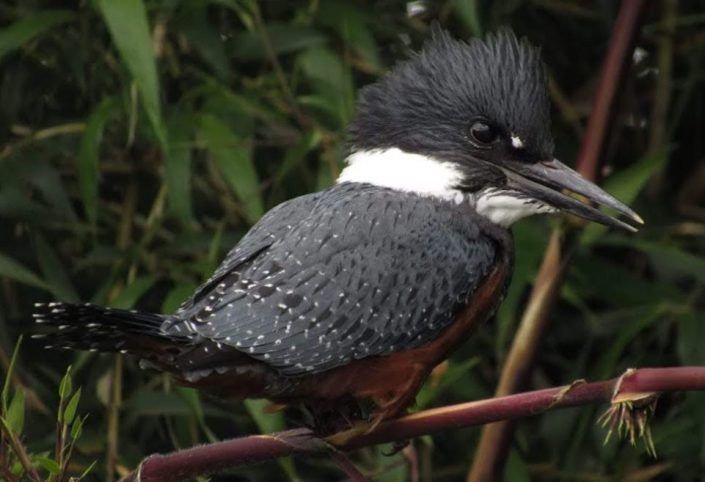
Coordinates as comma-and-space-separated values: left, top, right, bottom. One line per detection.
450, 0, 483, 37
317, 1, 381, 70
70, 415, 85, 440
6, 389, 25, 434
243, 399, 285, 434
415, 357, 481, 408
111, 275, 157, 309
2, 336, 22, 413
678, 312, 705, 365
243, 399, 299, 479
62, 387, 81, 425
175, 387, 218, 443
77, 98, 116, 224
199, 114, 263, 224
582, 151, 666, 245
505, 448, 531, 482
166, 114, 195, 227
568, 255, 681, 306
0, 10, 73, 60
173, 4, 229, 80
34, 234, 79, 302
29, 160, 78, 222
78, 460, 97, 479
230, 24, 326, 61
602, 237, 705, 286
592, 305, 666, 379
35, 456, 61, 475
0, 252, 48, 290
161, 283, 198, 314
299, 46, 355, 127
96, 0, 167, 147
58, 366, 73, 401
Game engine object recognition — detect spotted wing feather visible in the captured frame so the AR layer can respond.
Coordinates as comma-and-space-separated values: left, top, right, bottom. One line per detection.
166, 183, 498, 376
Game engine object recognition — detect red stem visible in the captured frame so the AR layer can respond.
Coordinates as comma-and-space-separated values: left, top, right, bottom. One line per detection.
577, 0, 646, 180
118, 366, 705, 482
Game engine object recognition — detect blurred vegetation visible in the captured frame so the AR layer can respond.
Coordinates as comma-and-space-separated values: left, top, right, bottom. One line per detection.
1, 0, 705, 480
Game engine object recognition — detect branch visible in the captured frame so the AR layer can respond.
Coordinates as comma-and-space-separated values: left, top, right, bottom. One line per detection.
118, 367, 705, 482
468, 2, 647, 480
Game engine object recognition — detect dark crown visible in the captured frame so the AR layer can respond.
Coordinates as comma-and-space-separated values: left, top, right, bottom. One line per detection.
348, 27, 554, 160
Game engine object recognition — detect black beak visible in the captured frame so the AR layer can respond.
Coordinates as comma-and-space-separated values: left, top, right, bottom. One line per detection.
503, 159, 643, 232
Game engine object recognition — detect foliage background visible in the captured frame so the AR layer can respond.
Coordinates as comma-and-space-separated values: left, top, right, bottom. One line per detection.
1, 0, 704, 480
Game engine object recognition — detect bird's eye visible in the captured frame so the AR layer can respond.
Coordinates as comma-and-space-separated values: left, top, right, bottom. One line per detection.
468, 121, 499, 146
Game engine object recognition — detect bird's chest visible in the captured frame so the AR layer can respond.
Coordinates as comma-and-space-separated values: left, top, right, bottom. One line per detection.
270, 248, 513, 406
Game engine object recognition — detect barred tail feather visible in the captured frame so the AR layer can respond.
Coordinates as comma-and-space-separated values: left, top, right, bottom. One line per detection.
32, 302, 183, 355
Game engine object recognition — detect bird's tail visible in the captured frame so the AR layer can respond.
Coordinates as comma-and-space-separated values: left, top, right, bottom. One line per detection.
32, 302, 186, 357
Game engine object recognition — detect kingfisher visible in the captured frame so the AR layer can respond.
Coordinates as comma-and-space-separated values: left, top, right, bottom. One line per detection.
33, 28, 641, 428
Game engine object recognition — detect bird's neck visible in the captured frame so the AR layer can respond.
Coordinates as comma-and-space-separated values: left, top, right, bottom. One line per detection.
337, 148, 552, 227
338, 148, 465, 202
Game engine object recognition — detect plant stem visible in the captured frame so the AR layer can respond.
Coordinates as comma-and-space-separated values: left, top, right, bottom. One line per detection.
0, 419, 42, 482
118, 366, 705, 482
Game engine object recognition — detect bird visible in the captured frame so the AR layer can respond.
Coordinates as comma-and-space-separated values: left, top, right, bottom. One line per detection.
33, 28, 642, 431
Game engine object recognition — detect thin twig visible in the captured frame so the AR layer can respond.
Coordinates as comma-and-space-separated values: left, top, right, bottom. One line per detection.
468, 2, 647, 480
0, 418, 42, 482
118, 366, 705, 482
106, 356, 123, 482
331, 451, 369, 482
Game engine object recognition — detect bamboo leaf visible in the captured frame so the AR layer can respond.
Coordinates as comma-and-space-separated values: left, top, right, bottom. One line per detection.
6, 389, 25, 434
35, 456, 61, 475
166, 114, 195, 227
199, 114, 263, 224
77, 98, 116, 224
62, 388, 81, 425
34, 234, 79, 302
58, 366, 73, 401
231, 24, 326, 61
299, 46, 355, 127
243, 399, 298, 478
450, 0, 483, 37
1, 337, 22, 414
161, 283, 198, 313
173, 4, 229, 80
95, 0, 167, 147
582, 151, 666, 245
0, 252, 48, 290
0, 10, 73, 60
111, 276, 156, 310
70, 415, 85, 440
175, 387, 218, 443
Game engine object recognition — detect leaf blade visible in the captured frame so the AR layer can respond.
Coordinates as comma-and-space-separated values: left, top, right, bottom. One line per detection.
199, 114, 263, 224
0, 252, 48, 290
77, 98, 116, 224
95, 0, 167, 147
0, 10, 73, 60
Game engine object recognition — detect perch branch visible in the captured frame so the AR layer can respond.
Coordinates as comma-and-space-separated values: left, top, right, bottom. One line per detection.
118, 366, 705, 482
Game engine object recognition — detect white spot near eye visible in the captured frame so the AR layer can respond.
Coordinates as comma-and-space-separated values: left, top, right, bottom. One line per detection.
511, 135, 524, 149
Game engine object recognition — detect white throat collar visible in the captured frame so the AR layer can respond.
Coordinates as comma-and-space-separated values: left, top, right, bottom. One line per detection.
337, 148, 555, 227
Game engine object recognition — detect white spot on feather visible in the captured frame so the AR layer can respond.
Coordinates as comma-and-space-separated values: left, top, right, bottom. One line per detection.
510, 135, 524, 149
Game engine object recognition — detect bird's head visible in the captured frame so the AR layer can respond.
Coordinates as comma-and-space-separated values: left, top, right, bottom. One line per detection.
339, 27, 642, 231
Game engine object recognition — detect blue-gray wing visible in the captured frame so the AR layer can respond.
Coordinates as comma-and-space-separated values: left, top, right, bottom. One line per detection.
167, 183, 498, 376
